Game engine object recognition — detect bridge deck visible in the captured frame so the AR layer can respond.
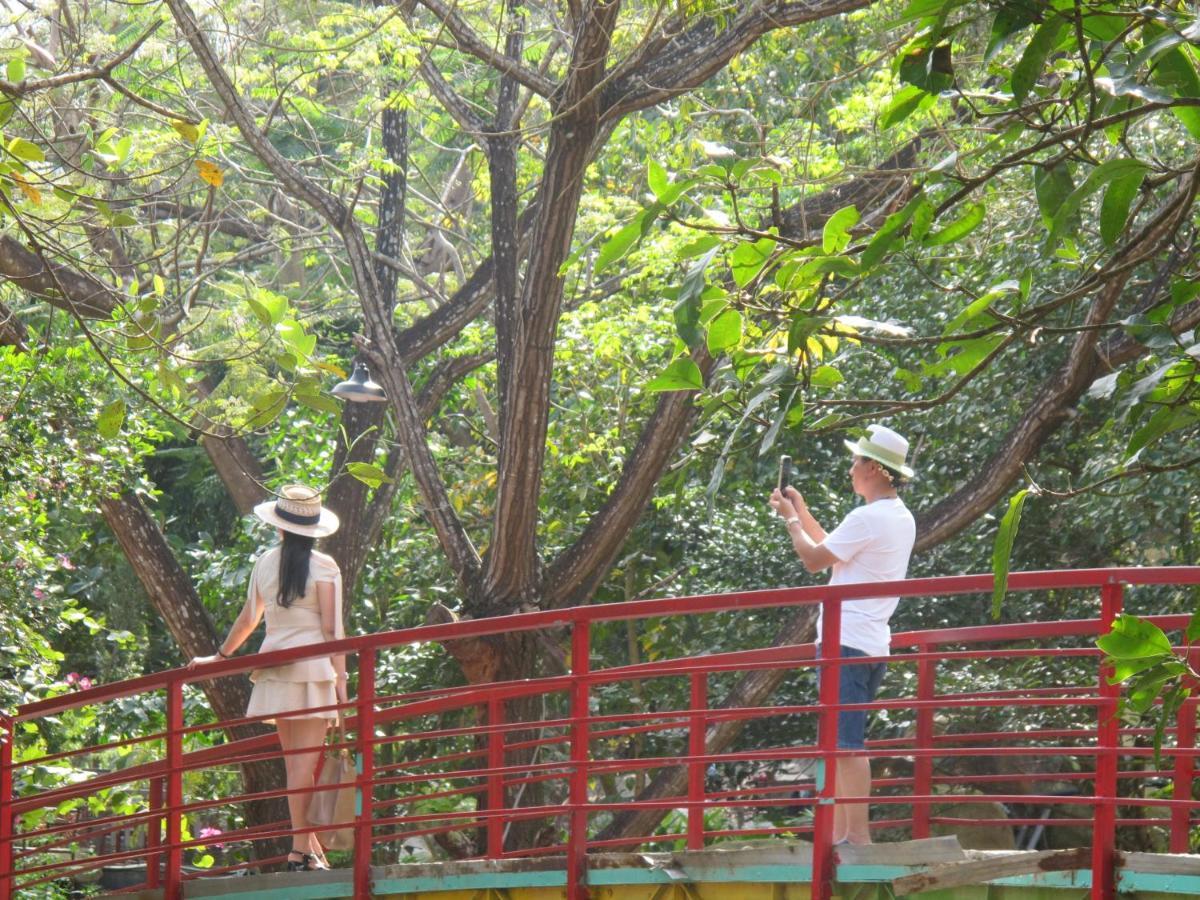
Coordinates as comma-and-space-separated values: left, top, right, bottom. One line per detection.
109, 840, 1200, 899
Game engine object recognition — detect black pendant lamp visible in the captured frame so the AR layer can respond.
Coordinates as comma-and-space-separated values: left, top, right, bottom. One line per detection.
331, 361, 387, 403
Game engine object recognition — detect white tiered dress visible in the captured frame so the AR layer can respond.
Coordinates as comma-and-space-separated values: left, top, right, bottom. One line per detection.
244, 546, 343, 723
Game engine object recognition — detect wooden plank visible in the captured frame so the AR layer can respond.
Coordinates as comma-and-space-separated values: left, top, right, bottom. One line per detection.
834, 836, 966, 867
1121, 851, 1200, 876
891, 847, 1090, 896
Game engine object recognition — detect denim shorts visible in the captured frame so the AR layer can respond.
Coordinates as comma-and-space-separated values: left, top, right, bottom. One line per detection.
820, 645, 886, 751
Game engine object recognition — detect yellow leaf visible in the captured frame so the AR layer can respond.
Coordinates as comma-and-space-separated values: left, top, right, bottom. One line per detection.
11, 172, 41, 206
194, 159, 224, 187
172, 120, 200, 144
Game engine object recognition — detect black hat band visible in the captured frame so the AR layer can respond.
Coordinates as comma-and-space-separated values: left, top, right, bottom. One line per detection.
275, 505, 321, 526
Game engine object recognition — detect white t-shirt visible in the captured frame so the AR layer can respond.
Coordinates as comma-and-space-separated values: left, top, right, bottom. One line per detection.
815, 496, 915, 657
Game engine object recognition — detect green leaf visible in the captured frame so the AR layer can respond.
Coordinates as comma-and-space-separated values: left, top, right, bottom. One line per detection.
250, 290, 287, 325
924, 202, 984, 246
991, 488, 1030, 619
1100, 167, 1147, 247
246, 389, 287, 429
878, 85, 932, 130
1185, 605, 1200, 644
730, 237, 776, 288
675, 247, 717, 346
647, 158, 669, 199
1033, 162, 1074, 222
985, 0, 1040, 63
809, 365, 843, 388
1046, 159, 1148, 250
822, 205, 860, 254
347, 462, 394, 488
861, 192, 924, 268
899, 45, 953, 93
1098, 613, 1174, 666
7, 137, 43, 162
7, 56, 25, 83
909, 197, 935, 242
171, 120, 200, 144
595, 211, 648, 274
1145, 25, 1200, 139
295, 390, 342, 415
1011, 16, 1067, 104
645, 357, 703, 393
943, 280, 1018, 335
788, 315, 830, 356
706, 309, 743, 354
97, 399, 126, 439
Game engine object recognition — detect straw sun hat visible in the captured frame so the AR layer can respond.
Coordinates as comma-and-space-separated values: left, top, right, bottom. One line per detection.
253, 484, 340, 538
843, 424, 915, 480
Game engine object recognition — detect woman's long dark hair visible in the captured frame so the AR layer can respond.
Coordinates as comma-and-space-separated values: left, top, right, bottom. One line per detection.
278, 531, 315, 608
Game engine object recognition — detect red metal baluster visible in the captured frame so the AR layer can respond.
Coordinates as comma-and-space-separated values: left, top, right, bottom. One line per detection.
811, 596, 841, 900
354, 650, 376, 899
487, 696, 505, 857
567, 621, 590, 900
1093, 581, 1123, 899
164, 680, 183, 900
1, 715, 14, 900
913, 642, 936, 839
1171, 686, 1198, 852
146, 776, 164, 889
687, 671, 708, 851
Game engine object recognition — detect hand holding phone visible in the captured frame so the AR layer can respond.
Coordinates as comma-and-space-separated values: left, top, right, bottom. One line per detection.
777, 455, 792, 493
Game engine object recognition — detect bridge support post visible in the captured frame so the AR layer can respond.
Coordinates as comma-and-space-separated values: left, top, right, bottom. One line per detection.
146, 776, 164, 889
687, 672, 708, 851
567, 621, 590, 900
486, 696, 505, 857
913, 642, 936, 839
1171, 648, 1199, 852
164, 680, 183, 900
1093, 581, 1123, 900
1, 715, 13, 900
355, 650, 376, 899
811, 597, 842, 900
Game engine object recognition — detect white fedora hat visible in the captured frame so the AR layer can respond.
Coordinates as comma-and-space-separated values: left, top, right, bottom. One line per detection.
253, 484, 340, 538
844, 424, 915, 479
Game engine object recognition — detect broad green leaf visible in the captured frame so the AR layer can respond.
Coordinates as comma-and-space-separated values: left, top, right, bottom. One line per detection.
1046, 159, 1147, 249
1186, 604, 1200, 644
909, 197, 935, 242
295, 391, 341, 415
595, 211, 647, 274
677, 234, 721, 258
246, 389, 287, 429
171, 120, 200, 144
730, 237, 776, 288
97, 399, 126, 439
924, 202, 984, 246
822, 205, 859, 254
759, 386, 798, 456
251, 290, 288, 325
986, 0, 1040, 63
647, 159, 669, 199
1011, 17, 1067, 104
861, 192, 924, 268
1127, 665, 1183, 713
706, 309, 743, 354
1098, 613, 1174, 662
991, 488, 1030, 619
899, 45, 953, 93
1034, 162, 1074, 222
788, 315, 830, 356
645, 358, 704, 393
878, 85, 931, 130
347, 462, 394, 488
1145, 24, 1200, 139
943, 280, 1018, 335
7, 137, 43, 162
7, 56, 24, 83
675, 247, 717, 346
809, 365, 843, 388
1100, 167, 1147, 247
1125, 406, 1195, 461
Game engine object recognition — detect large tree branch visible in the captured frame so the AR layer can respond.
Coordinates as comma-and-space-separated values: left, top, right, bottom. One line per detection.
483, 0, 623, 601
546, 348, 714, 606
0, 234, 122, 318
414, 0, 556, 98
601, 0, 875, 120
166, 0, 480, 586
915, 170, 1200, 551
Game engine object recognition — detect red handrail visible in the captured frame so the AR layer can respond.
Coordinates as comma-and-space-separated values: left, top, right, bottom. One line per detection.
1, 566, 1199, 900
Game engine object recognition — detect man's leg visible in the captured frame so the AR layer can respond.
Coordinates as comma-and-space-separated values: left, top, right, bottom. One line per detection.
834, 756, 872, 844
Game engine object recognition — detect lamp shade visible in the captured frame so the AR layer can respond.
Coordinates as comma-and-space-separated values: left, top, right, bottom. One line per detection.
332, 361, 387, 403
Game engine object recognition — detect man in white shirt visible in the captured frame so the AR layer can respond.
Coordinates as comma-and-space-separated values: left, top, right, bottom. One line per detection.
769, 424, 916, 845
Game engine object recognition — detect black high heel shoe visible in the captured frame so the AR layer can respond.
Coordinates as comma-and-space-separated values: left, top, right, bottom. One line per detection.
286, 851, 319, 872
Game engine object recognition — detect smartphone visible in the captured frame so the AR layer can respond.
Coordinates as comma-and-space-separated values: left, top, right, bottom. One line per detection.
777, 454, 792, 493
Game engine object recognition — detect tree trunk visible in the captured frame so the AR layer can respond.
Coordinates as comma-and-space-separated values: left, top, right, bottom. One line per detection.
99, 492, 290, 863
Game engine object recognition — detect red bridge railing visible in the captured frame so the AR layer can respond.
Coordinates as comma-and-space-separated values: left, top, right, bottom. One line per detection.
3, 567, 1200, 899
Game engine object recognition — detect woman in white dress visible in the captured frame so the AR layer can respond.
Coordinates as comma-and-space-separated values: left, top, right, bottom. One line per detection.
190, 485, 347, 871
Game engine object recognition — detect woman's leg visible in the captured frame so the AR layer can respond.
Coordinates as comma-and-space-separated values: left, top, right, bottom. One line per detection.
276, 717, 329, 857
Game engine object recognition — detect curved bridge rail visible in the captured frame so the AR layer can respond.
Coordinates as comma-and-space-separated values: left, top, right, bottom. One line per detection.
3, 567, 1200, 899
